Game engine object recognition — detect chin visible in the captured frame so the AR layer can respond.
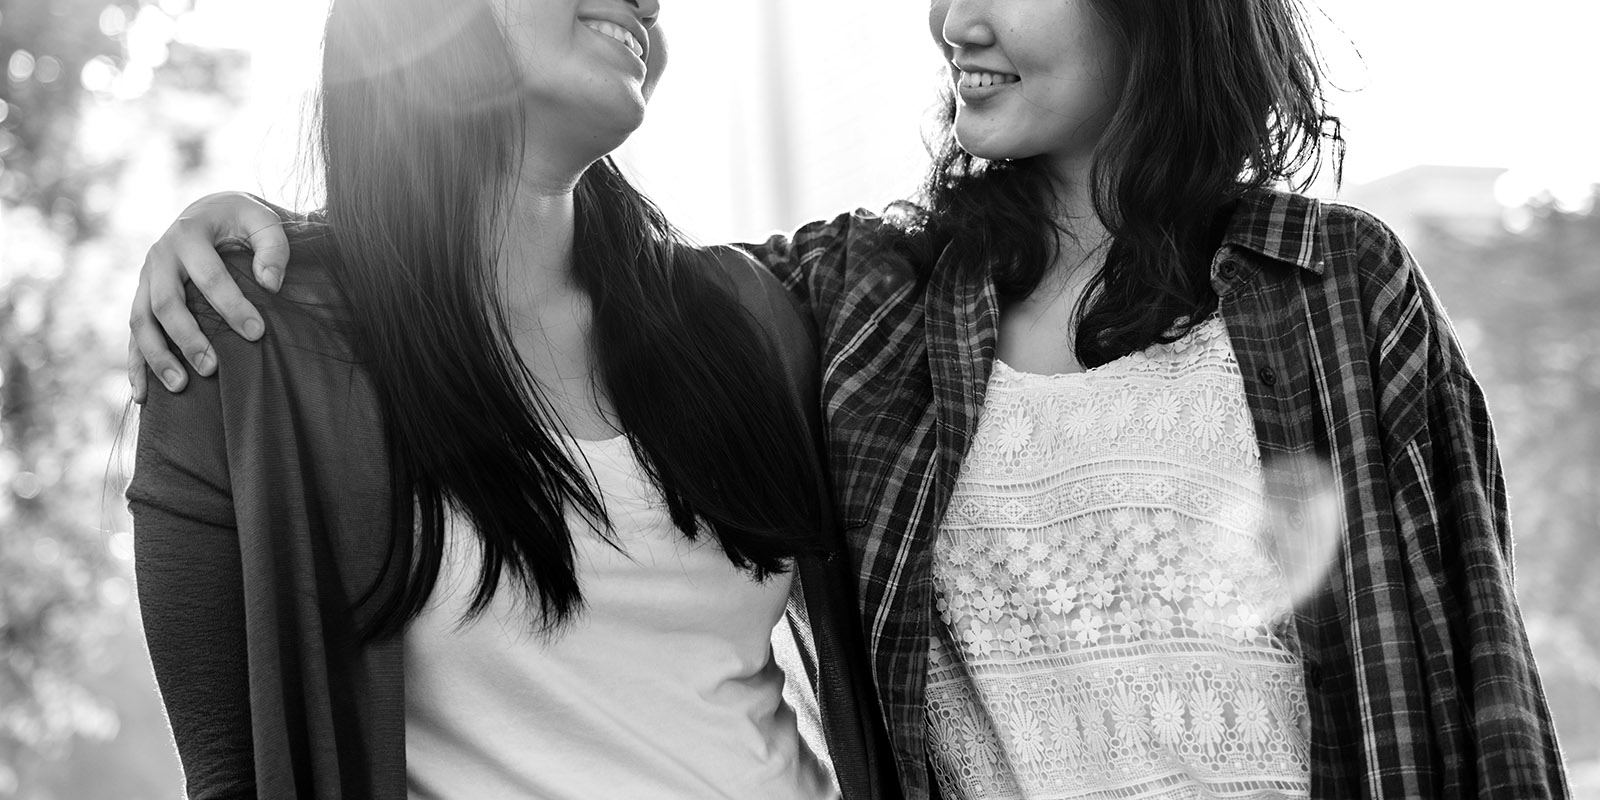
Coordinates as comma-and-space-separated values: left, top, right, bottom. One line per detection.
604, 103, 649, 145
953, 128, 1033, 163
591, 120, 654, 166
561, 92, 648, 158
600, 84, 649, 133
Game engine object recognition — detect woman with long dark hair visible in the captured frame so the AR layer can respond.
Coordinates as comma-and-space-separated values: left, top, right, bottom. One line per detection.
125, 0, 893, 798
129, 0, 1567, 797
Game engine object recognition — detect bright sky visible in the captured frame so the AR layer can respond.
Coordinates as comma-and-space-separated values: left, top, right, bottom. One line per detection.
173, 0, 1600, 235
1316, 0, 1600, 205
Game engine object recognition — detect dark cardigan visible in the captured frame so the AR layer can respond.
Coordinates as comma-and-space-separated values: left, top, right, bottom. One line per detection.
127, 236, 897, 799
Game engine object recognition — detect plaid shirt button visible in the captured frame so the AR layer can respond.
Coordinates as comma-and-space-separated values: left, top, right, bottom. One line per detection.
1257, 366, 1278, 387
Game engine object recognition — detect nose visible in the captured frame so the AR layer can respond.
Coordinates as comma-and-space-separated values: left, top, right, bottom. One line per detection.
940, 0, 995, 51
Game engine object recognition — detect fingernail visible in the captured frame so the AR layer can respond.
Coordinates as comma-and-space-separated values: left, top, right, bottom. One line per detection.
162, 369, 184, 390
263, 268, 282, 292
193, 350, 214, 374
243, 318, 263, 340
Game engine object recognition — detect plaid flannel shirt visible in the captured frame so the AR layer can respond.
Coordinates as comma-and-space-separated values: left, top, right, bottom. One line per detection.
746, 188, 1567, 799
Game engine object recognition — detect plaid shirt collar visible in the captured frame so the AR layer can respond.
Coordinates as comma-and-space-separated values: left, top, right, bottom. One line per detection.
1215, 190, 1326, 288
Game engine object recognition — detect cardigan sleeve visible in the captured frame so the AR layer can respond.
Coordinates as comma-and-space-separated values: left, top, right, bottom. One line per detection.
709, 246, 897, 798
127, 332, 257, 799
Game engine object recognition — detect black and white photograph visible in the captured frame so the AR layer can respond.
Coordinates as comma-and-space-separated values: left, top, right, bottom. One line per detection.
1, 0, 1596, 797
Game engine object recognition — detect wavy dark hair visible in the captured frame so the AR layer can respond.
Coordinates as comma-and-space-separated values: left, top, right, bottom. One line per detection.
308, 0, 825, 638
895, 0, 1343, 367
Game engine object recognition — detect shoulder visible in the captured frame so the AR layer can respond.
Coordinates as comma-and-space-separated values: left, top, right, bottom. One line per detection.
1315, 199, 1475, 379
1225, 189, 1414, 285
702, 245, 813, 343
1232, 191, 1425, 314
698, 245, 819, 399
762, 208, 912, 274
755, 208, 883, 248
704, 242, 784, 298
136, 225, 351, 482
201, 221, 355, 364
783, 207, 889, 251
1315, 199, 1419, 292
1231, 190, 1451, 355
1312, 199, 1455, 344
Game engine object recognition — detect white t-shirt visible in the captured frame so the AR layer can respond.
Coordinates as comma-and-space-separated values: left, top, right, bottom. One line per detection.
404, 435, 838, 800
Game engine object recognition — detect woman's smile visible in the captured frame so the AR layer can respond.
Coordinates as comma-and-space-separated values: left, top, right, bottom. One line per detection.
581, 17, 647, 62
935, 0, 1125, 169
953, 65, 1020, 104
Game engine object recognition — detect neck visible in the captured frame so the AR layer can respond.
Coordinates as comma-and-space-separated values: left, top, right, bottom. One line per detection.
1045, 149, 1103, 224
495, 161, 584, 311
1044, 155, 1112, 281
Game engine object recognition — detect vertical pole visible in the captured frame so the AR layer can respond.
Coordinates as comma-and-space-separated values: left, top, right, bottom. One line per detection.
752, 0, 798, 228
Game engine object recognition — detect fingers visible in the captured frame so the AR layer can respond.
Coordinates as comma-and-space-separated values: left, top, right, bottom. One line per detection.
129, 268, 190, 393
175, 233, 262, 342
188, 192, 288, 294
244, 213, 291, 294
128, 337, 148, 404
126, 191, 286, 397
145, 247, 218, 378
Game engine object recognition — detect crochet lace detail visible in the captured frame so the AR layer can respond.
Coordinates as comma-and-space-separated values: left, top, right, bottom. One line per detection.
927, 316, 1311, 800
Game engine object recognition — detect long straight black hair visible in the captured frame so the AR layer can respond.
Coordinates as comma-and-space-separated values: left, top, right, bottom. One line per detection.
309, 0, 825, 638
896, 0, 1343, 367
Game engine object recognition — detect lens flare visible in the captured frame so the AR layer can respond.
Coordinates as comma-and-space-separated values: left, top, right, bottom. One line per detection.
1259, 453, 1344, 615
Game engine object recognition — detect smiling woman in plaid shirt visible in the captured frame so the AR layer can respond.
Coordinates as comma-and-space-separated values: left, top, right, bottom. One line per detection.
127, 0, 1566, 797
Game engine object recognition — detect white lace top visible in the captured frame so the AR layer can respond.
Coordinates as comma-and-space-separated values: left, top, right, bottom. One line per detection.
926, 315, 1311, 800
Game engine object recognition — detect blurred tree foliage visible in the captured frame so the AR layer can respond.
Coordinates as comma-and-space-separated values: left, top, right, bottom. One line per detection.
1422, 194, 1600, 762
1, 0, 243, 796
0, 0, 120, 221
2, 1, 135, 792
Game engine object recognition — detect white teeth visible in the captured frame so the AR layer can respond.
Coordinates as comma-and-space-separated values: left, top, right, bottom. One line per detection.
958, 70, 1020, 89
582, 20, 645, 60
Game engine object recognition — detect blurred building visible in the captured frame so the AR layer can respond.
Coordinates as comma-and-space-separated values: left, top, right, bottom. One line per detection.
615, 0, 941, 244
1343, 164, 1508, 249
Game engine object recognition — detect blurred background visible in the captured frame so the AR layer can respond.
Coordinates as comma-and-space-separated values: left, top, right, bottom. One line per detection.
1, 0, 1597, 797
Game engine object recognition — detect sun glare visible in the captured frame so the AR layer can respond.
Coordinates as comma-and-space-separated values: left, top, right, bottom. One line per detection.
190, 0, 1595, 237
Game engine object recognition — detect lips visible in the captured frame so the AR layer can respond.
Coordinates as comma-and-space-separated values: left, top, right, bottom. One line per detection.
581, 18, 645, 61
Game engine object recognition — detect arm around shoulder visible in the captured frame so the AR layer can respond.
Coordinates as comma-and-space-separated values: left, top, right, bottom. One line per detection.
736, 209, 893, 324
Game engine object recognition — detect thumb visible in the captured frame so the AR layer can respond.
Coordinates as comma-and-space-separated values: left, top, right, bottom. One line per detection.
242, 214, 291, 293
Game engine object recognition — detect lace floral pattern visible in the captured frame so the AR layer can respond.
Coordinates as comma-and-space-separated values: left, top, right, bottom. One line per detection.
927, 316, 1311, 800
